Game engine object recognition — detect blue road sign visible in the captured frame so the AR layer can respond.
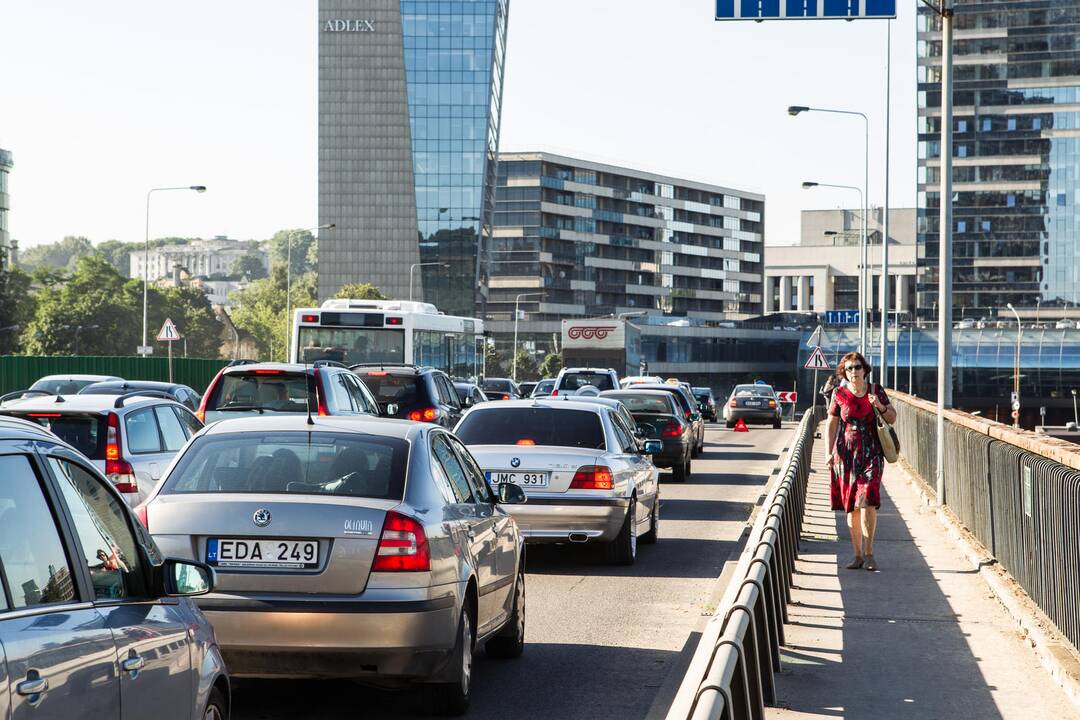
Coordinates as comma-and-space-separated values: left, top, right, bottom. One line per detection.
717, 0, 894, 19
824, 310, 860, 325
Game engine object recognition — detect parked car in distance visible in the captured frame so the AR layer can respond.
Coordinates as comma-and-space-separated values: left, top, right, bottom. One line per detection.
480, 377, 520, 401
1, 393, 204, 506
456, 399, 661, 564
141, 415, 527, 715
0, 373, 124, 406
602, 390, 692, 482
631, 384, 705, 457
726, 384, 783, 429
531, 378, 556, 397
0, 415, 228, 720
198, 361, 380, 423
692, 387, 718, 422
355, 364, 464, 428
517, 381, 538, 398
544, 394, 645, 446
454, 381, 489, 407
553, 367, 620, 396
80, 380, 203, 411
619, 376, 664, 388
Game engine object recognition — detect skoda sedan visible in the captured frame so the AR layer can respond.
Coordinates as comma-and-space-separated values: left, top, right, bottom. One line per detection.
140, 416, 526, 715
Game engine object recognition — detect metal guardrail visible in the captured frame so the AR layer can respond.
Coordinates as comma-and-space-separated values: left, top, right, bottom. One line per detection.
891, 393, 1080, 652
666, 407, 821, 720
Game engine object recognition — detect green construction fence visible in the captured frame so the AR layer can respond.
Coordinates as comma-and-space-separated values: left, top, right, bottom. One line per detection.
0, 356, 230, 396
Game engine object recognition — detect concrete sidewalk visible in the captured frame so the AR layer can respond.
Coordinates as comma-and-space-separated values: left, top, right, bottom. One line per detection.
767, 439, 1079, 720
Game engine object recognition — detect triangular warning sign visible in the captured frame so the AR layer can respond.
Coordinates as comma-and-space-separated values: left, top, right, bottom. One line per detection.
804, 346, 831, 371
156, 318, 181, 342
733, 418, 749, 432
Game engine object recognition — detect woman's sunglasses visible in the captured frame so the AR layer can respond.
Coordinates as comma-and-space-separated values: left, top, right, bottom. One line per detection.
844, 364, 865, 372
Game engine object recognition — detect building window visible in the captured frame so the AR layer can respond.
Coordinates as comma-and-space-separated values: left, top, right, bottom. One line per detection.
1007, 117, 1017, 131
1007, 194, 1016, 207
1033, 117, 1042, 130
1058, 193, 1067, 207
981, 118, 991, 132
957, 220, 966, 233
957, 145, 968, 158
981, 220, 991, 232
957, 119, 967, 132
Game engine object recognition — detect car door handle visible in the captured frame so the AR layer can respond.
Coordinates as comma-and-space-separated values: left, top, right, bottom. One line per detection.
17, 677, 48, 696
121, 656, 146, 673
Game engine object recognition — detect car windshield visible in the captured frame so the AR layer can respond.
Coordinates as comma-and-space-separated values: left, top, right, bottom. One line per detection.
456, 407, 606, 449
558, 373, 615, 391
164, 432, 408, 499
13, 413, 107, 459
605, 393, 673, 414
209, 373, 315, 412
734, 386, 775, 398
357, 373, 424, 408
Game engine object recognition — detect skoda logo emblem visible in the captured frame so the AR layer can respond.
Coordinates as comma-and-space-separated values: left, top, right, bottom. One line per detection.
511, 457, 521, 468
253, 509, 272, 528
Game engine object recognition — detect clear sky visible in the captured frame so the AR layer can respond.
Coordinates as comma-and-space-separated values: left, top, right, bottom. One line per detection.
0, 0, 915, 249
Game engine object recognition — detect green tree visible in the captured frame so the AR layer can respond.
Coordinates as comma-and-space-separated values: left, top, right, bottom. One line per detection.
95, 239, 133, 277
538, 352, 563, 379
334, 283, 387, 300
19, 236, 94, 272
0, 268, 36, 354
483, 342, 504, 377
512, 349, 540, 382
146, 284, 224, 359
268, 229, 316, 277
231, 253, 268, 280
229, 263, 317, 361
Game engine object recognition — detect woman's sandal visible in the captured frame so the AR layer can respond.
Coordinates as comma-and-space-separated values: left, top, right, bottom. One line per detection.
846, 556, 864, 569
865, 555, 878, 571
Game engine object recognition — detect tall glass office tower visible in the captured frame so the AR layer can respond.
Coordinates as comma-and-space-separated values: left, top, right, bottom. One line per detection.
917, 1, 1080, 320
318, 0, 509, 318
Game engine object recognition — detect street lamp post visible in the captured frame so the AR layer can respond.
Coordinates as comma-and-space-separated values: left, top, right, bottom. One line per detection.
142, 186, 206, 357
802, 181, 865, 352
1072, 389, 1078, 427
1007, 302, 1021, 428
409, 262, 449, 303
789, 105, 870, 354
512, 292, 543, 382
285, 224, 335, 361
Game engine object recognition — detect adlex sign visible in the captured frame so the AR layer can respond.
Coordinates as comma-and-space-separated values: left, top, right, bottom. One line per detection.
716, 0, 895, 20
323, 19, 376, 32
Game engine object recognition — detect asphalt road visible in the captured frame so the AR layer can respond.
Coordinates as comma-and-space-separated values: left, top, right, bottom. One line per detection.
232, 423, 794, 720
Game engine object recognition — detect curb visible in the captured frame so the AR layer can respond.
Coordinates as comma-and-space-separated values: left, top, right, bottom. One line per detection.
895, 459, 1080, 710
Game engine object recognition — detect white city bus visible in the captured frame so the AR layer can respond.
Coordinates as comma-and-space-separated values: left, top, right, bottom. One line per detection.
290, 299, 485, 379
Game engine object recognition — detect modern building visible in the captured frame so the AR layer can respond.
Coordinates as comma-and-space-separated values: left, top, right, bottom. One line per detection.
765, 208, 917, 315
129, 236, 266, 282
0, 147, 12, 270
917, 0, 1080, 321
317, 0, 509, 318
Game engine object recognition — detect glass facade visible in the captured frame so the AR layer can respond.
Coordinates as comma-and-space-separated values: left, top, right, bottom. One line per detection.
401, 0, 508, 317
917, 1, 1080, 319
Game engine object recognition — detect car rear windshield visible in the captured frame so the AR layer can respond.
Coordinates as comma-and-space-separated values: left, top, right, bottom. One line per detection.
558, 373, 615, 392
533, 380, 555, 396
13, 413, 106, 459
606, 393, 673, 414
163, 432, 408, 499
28, 378, 96, 395
357, 373, 425, 409
734, 386, 775, 398
456, 407, 606, 450
480, 379, 512, 393
208, 373, 315, 412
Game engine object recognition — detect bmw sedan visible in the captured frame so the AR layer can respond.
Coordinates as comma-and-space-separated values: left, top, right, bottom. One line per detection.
455, 400, 662, 565
140, 416, 527, 715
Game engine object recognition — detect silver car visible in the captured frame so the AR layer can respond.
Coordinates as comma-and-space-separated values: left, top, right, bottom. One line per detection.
0, 416, 228, 720
142, 416, 526, 715
455, 400, 662, 565
0, 393, 203, 506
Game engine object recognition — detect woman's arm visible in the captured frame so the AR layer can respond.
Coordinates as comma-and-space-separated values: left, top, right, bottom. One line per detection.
870, 387, 897, 424
826, 414, 840, 459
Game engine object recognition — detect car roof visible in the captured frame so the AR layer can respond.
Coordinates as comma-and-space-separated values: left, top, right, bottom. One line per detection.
34, 374, 122, 382
735, 383, 773, 390
546, 396, 624, 410
560, 367, 615, 374
222, 362, 316, 375
0, 394, 181, 414
0, 415, 68, 443
633, 383, 689, 393
602, 389, 676, 398
467, 398, 607, 415
82, 380, 186, 391
201, 415, 423, 440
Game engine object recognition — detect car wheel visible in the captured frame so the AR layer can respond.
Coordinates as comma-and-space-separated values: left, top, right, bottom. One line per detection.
641, 495, 659, 545
726, 420, 735, 429
487, 571, 525, 659
203, 687, 228, 720
673, 455, 688, 483
603, 496, 637, 565
773, 419, 782, 429
428, 602, 474, 716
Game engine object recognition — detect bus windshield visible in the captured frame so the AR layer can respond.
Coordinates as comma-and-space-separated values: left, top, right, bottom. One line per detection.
297, 328, 405, 365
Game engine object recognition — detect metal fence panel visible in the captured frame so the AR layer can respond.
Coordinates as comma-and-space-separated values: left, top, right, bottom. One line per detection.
0, 356, 228, 396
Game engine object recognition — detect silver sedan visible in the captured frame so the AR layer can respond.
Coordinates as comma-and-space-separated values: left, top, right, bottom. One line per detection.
140, 416, 526, 716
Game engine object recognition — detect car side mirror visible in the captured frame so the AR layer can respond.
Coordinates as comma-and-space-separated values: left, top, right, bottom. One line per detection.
385, 403, 399, 416
642, 439, 663, 455
162, 558, 213, 597
497, 483, 527, 504
463, 395, 474, 407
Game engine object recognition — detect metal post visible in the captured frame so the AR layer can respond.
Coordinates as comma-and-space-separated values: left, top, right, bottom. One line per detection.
936, 0, 954, 503
1008, 303, 1021, 428
880, 18, 892, 387
167, 339, 173, 384
142, 191, 152, 357
893, 312, 899, 390
909, 321, 914, 393
861, 121, 869, 356
285, 232, 293, 363
1072, 389, 1077, 426
512, 292, 542, 382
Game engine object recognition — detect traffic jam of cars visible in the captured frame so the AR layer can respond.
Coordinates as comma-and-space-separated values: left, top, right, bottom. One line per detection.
0, 363, 786, 718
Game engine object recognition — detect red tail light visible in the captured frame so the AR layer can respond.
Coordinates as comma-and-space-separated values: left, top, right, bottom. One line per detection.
301, 313, 319, 323
729, 399, 737, 408
570, 465, 614, 490
684, 409, 692, 419
551, 389, 558, 396
197, 368, 223, 423
661, 422, 682, 438
313, 368, 329, 416
768, 399, 777, 407
515, 439, 536, 446
105, 412, 138, 493
252, 369, 285, 375
407, 407, 439, 422
386, 316, 403, 325
372, 511, 430, 572
367, 371, 388, 377
134, 504, 149, 530
28, 413, 62, 418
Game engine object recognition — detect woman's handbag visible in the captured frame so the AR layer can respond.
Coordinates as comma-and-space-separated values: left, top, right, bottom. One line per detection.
872, 397, 900, 463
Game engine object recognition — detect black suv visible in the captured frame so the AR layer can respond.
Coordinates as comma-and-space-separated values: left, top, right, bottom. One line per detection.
354, 364, 464, 428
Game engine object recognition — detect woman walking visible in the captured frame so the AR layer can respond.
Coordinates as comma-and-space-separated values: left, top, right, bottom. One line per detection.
826, 351, 897, 571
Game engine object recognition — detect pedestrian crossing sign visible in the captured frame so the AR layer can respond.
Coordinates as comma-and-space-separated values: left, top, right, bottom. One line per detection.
804, 346, 831, 370
156, 318, 181, 342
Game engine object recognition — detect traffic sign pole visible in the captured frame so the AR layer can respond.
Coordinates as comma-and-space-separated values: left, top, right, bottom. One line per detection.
168, 337, 173, 383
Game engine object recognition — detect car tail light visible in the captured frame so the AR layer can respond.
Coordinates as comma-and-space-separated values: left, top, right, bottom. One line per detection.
134, 503, 149, 530
252, 369, 285, 375
367, 371, 388, 377
407, 407, 440, 422
551, 389, 559, 396
729, 399, 737, 408
313, 368, 329, 416
570, 465, 614, 490
105, 412, 138, 493
661, 422, 682, 438
768, 399, 777, 407
28, 413, 62, 417
499, 393, 510, 401
684, 409, 692, 419
386, 317, 403, 325
372, 511, 430, 572
301, 313, 319, 323
197, 368, 225, 423
516, 439, 536, 446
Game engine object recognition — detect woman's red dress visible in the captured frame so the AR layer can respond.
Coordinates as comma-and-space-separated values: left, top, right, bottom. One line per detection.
829, 383, 890, 512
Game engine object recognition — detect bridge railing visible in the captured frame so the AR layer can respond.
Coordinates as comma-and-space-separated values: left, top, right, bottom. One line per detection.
666, 407, 822, 720
890, 391, 1080, 653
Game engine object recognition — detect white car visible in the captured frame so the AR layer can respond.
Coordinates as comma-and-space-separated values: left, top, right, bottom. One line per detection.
455, 399, 661, 565
619, 376, 664, 388
553, 367, 620, 396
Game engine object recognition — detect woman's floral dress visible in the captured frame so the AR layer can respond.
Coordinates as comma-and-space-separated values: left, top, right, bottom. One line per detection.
829, 383, 890, 512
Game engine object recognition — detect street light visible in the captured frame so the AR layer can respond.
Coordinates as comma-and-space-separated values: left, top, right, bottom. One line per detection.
409, 262, 449, 302
512, 292, 544, 382
1006, 302, 1021, 428
790, 104, 871, 361
802, 180, 866, 353
285, 224, 335, 360
142, 186, 206, 357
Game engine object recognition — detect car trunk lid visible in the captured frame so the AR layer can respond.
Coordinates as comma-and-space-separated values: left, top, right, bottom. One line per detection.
466, 445, 608, 494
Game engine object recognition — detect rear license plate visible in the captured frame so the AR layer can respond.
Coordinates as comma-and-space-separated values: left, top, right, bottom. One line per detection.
206, 538, 319, 569
744, 400, 762, 407
485, 471, 550, 487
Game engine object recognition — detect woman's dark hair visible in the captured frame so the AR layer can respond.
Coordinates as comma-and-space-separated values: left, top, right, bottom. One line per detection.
835, 351, 871, 381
